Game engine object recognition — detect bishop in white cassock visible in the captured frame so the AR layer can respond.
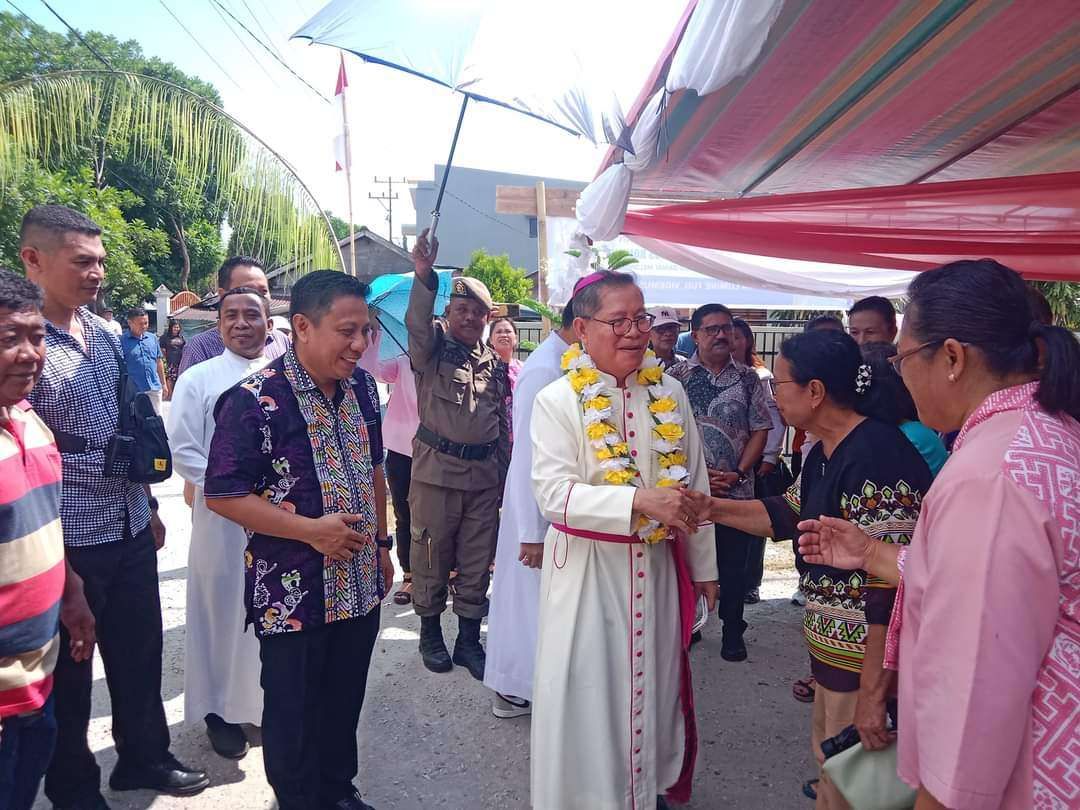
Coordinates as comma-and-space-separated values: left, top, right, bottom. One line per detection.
484, 325, 573, 706
166, 290, 272, 745
529, 273, 717, 810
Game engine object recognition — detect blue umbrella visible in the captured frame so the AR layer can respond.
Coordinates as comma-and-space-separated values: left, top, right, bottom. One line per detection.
368, 270, 452, 361
292, 0, 628, 243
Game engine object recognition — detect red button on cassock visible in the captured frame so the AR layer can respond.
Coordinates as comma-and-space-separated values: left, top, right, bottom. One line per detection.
637, 572, 645, 578
631, 450, 638, 457
636, 630, 642, 636
635, 767, 642, 774
635, 613, 642, 619
636, 552, 643, 558
636, 651, 642, 657
628, 430, 636, 437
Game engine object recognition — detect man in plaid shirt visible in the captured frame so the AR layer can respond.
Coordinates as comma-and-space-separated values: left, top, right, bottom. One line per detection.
20, 205, 208, 808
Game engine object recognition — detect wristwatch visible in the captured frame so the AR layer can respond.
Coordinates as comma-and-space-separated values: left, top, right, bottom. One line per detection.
735, 468, 751, 485
375, 536, 393, 550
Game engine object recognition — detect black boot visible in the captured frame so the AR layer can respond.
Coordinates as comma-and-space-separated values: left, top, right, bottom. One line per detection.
419, 614, 452, 673
452, 616, 486, 681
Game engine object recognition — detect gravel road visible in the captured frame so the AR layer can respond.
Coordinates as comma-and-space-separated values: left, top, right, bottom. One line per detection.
35, 466, 811, 810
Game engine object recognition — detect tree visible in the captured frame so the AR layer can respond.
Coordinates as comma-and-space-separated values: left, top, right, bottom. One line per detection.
324, 210, 364, 242
463, 249, 532, 304
1032, 281, 1080, 330
0, 163, 167, 311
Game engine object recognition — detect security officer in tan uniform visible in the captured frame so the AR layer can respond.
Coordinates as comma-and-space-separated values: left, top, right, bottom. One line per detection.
406, 228, 509, 679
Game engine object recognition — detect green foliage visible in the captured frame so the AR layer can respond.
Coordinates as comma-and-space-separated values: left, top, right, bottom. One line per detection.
1032, 281, 1080, 330
324, 210, 363, 242
0, 12, 339, 295
520, 297, 560, 323
564, 245, 640, 272
519, 339, 538, 352
0, 163, 163, 310
464, 249, 532, 304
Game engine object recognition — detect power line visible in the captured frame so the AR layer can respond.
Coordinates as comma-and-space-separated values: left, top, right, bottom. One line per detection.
233, 0, 286, 62
209, 0, 330, 104
443, 188, 532, 238
206, 0, 278, 85
37, 0, 114, 69
157, 0, 244, 91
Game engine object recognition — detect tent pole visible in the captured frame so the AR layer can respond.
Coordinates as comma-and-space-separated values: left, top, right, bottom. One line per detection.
428, 94, 469, 247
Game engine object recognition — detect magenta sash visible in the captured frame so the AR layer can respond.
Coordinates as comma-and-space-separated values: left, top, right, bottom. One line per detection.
550, 523, 698, 804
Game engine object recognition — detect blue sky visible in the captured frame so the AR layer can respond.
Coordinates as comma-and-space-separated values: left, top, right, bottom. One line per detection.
23, 0, 678, 240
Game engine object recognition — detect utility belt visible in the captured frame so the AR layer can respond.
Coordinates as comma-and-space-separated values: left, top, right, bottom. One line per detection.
415, 425, 496, 461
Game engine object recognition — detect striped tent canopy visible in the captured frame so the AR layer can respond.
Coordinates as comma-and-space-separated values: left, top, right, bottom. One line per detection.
608, 0, 1078, 199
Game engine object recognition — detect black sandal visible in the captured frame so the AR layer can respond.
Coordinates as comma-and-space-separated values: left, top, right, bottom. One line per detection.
802, 779, 818, 800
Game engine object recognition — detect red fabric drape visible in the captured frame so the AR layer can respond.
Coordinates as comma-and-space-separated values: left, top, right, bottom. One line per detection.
622, 172, 1080, 281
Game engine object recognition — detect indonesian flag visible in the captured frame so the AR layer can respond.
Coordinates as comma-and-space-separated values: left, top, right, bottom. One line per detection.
333, 54, 349, 172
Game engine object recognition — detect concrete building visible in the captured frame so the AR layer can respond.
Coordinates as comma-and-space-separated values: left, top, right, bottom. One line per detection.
406, 164, 585, 273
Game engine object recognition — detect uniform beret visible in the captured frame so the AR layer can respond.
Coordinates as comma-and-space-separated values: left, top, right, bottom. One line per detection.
450, 276, 494, 310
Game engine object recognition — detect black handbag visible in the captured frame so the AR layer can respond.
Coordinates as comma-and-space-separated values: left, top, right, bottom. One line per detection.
104, 341, 172, 484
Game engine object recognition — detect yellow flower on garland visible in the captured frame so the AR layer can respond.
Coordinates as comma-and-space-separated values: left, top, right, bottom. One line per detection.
595, 446, 615, 461
560, 344, 582, 370
610, 442, 629, 456
656, 477, 680, 488
584, 395, 611, 411
654, 422, 685, 442
568, 366, 600, 392
604, 469, 636, 485
586, 422, 616, 441
660, 451, 687, 467
638, 365, 663, 385
648, 396, 677, 414
645, 526, 669, 543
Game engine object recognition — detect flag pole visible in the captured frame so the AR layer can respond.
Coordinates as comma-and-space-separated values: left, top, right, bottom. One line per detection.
338, 54, 357, 276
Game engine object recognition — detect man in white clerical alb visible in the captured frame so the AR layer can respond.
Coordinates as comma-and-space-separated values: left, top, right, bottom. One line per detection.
166, 287, 271, 759
529, 270, 718, 810
484, 299, 578, 718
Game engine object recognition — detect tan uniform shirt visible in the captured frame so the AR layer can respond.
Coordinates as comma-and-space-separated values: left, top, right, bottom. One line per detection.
406, 272, 509, 491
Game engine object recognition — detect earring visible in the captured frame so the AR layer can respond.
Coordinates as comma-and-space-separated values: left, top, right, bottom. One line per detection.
948, 373, 956, 382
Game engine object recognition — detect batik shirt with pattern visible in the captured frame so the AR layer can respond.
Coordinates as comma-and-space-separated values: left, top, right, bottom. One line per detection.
204, 348, 384, 637
668, 355, 771, 499
763, 418, 932, 692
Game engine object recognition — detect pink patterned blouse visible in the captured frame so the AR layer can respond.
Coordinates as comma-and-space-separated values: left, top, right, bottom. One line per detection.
896, 383, 1079, 809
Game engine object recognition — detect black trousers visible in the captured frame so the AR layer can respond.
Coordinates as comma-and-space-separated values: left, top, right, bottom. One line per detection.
715, 524, 756, 641
385, 450, 412, 574
45, 524, 170, 806
259, 608, 381, 810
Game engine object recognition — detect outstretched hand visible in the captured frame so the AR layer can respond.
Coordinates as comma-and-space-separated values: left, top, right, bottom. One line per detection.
796, 515, 872, 570
633, 487, 700, 534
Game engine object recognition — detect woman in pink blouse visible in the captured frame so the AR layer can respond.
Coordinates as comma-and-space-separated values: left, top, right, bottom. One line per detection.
798, 259, 1080, 810
488, 316, 523, 439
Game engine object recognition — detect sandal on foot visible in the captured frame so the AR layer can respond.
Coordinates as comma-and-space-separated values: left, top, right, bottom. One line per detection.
802, 779, 819, 800
792, 676, 816, 703
393, 577, 413, 605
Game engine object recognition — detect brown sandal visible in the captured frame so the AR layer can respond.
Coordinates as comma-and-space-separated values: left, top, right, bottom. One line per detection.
393, 577, 412, 605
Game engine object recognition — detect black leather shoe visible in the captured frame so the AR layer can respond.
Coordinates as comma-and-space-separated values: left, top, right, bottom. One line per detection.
205, 712, 249, 759
53, 793, 111, 810
721, 637, 748, 662
109, 755, 210, 796
326, 787, 376, 810
419, 615, 452, 673
452, 616, 486, 681
657, 797, 670, 810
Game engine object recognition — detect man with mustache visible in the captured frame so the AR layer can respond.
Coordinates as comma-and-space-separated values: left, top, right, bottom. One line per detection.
670, 304, 771, 661
165, 288, 273, 760
406, 229, 509, 679
205, 270, 392, 810
20, 205, 208, 808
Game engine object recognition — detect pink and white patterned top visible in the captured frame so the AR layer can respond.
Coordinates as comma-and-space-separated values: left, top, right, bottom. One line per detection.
897, 382, 1079, 809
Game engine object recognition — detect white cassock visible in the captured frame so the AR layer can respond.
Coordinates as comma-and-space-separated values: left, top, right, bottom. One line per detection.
530, 370, 716, 810
484, 330, 570, 700
166, 348, 267, 726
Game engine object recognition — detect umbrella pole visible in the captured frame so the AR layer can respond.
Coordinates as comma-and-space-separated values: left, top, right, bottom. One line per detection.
428, 94, 469, 246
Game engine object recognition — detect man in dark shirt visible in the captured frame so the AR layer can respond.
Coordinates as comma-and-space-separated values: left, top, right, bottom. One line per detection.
20, 205, 207, 807
670, 303, 771, 661
206, 270, 392, 810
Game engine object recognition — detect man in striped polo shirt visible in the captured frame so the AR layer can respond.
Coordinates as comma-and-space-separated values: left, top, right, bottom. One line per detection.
0, 268, 95, 810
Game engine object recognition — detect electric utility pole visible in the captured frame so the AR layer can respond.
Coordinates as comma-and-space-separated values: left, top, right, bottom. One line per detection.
369, 176, 408, 242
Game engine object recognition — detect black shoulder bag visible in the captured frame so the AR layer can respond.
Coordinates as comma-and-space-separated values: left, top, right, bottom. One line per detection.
103, 339, 172, 483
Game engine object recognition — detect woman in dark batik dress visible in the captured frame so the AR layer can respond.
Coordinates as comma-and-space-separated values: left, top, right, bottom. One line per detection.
691, 329, 932, 810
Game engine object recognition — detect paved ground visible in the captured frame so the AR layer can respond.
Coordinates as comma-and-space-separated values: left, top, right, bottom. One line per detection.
35, 467, 812, 810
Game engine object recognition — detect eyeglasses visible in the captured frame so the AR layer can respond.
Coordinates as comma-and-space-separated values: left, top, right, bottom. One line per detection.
888, 340, 944, 374
699, 323, 733, 338
583, 313, 655, 337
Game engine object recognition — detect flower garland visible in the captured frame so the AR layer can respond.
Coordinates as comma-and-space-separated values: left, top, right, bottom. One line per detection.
561, 343, 690, 543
